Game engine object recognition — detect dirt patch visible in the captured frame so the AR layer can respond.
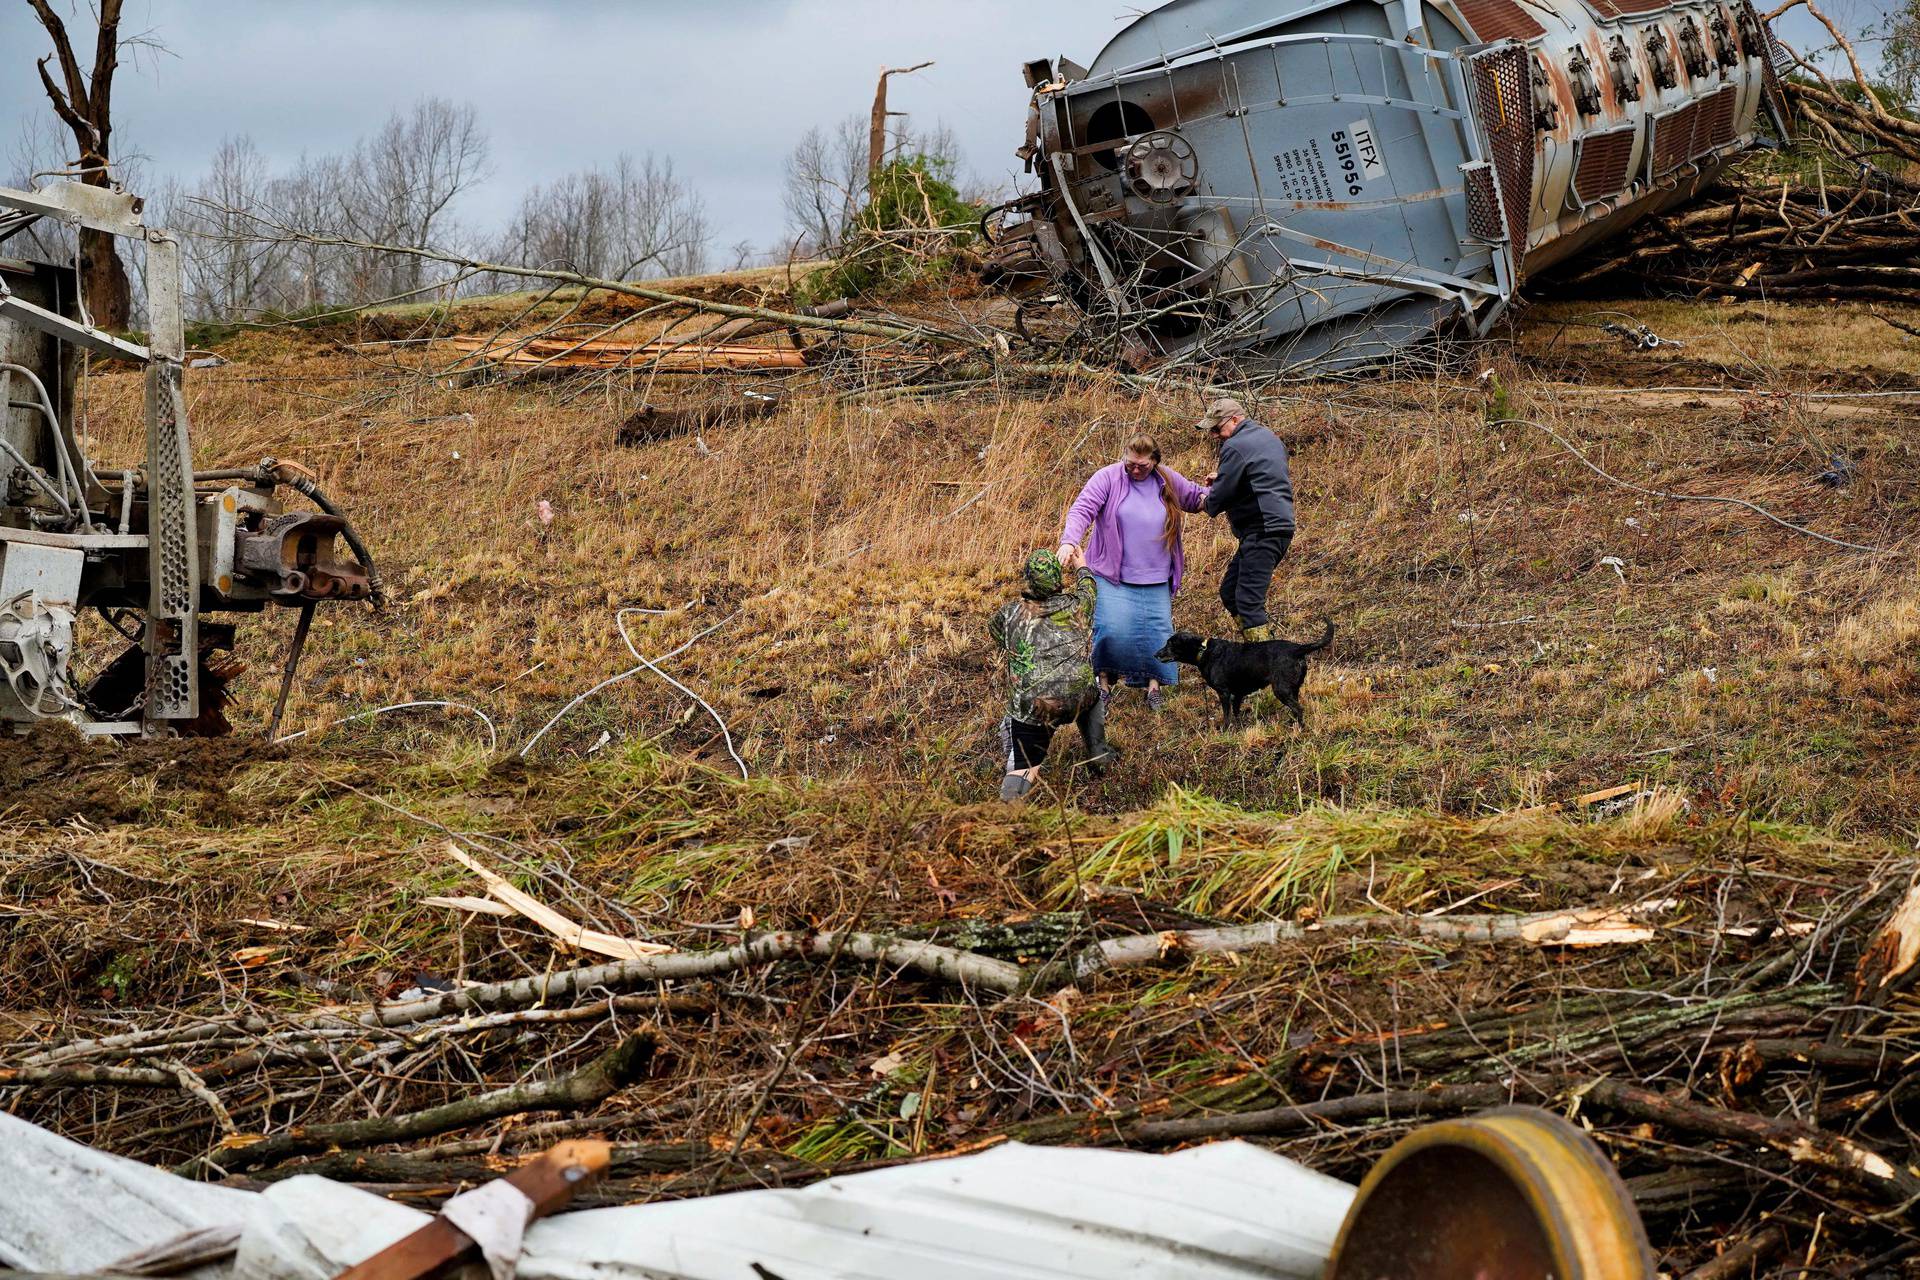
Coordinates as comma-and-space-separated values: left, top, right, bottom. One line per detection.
0, 721, 283, 826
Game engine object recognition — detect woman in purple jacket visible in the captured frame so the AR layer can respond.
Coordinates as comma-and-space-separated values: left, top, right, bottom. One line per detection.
1058, 433, 1208, 709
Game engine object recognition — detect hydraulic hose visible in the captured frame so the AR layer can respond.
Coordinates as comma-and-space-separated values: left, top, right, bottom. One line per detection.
0, 361, 94, 527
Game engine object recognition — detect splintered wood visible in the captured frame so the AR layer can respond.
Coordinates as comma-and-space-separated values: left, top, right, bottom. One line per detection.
443, 843, 673, 959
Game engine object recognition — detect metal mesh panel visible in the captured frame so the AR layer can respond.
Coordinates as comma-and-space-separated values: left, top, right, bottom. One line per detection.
143, 360, 199, 721
1463, 163, 1502, 241
1648, 100, 1703, 176
1649, 86, 1739, 176
1571, 127, 1636, 205
1468, 44, 1536, 255
1702, 83, 1738, 147
1741, 0, 1795, 128
1451, 0, 1544, 40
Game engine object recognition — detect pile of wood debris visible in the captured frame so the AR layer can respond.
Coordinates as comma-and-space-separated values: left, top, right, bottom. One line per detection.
5, 828, 1919, 1277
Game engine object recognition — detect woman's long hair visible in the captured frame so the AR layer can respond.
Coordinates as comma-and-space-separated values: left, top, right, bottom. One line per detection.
1125, 432, 1182, 550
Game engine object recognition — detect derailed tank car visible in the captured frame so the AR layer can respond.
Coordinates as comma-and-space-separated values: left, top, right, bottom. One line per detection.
984, 0, 1790, 369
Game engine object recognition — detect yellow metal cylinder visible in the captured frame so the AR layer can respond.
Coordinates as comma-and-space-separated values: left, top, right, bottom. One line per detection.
1325, 1106, 1654, 1280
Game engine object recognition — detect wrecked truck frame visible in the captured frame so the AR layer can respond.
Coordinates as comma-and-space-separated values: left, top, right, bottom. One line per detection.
0, 179, 379, 737
984, 0, 1791, 370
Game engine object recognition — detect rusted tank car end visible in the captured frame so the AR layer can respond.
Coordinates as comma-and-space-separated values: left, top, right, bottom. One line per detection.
983, 0, 1788, 371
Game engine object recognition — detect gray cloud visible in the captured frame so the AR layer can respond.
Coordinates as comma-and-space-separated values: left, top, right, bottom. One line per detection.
1, 0, 1141, 251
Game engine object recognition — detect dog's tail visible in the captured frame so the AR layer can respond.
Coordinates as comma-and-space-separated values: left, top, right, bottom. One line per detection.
1299, 619, 1336, 654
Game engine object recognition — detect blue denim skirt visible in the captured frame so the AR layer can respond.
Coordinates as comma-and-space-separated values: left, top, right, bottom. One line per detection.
1091, 574, 1177, 686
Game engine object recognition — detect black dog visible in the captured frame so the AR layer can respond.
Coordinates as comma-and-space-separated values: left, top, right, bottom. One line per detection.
1156, 621, 1335, 729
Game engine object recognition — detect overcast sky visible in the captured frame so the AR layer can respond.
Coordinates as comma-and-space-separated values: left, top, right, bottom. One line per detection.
0, 0, 1152, 256
0, 0, 1892, 259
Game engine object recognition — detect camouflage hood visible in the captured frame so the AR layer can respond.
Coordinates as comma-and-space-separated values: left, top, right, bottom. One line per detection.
1022, 548, 1065, 598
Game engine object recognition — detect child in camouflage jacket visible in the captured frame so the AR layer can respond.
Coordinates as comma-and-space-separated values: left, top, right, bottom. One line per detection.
989, 548, 1115, 801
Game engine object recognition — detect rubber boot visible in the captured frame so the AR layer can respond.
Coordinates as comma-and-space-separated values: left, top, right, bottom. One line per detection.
1078, 698, 1119, 771
1240, 621, 1275, 643
1000, 772, 1034, 802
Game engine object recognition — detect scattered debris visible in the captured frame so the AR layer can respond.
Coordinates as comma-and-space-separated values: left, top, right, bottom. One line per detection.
444, 842, 674, 961
617, 392, 781, 446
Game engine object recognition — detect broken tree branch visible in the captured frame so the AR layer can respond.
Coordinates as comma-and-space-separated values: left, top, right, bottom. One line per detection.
1124, 1082, 1518, 1144
1681, 1225, 1790, 1280
1050, 902, 1678, 987
1570, 1075, 1920, 1208
189, 201, 984, 349
870, 61, 935, 178
185, 1032, 655, 1176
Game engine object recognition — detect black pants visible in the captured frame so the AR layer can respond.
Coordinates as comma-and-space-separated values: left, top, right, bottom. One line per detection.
1004, 698, 1111, 771
1219, 529, 1293, 628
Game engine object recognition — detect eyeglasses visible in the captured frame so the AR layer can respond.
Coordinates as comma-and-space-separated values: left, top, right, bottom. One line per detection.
1123, 458, 1155, 473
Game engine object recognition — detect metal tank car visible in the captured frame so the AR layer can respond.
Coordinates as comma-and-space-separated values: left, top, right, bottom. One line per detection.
982, 0, 1791, 369
0, 179, 379, 738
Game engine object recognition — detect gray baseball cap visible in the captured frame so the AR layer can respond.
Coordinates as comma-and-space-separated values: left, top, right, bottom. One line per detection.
1196, 397, 1246, 430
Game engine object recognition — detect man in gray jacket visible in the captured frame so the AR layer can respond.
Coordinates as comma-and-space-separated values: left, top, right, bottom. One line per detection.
1196, 398, 1295, 643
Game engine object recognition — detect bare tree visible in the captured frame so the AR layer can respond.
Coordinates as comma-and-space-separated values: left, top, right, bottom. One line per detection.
164, 137, 292, 320
332, 98, 490, 300
6, 109, 78, 263
493, 153, 710, 284
270, 153, 350, 311
782, 116, 868, 256
22, 0, 139, 326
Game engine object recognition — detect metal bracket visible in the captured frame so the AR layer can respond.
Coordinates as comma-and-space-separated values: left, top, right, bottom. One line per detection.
0, 278, 152, 363
0, 182, 146, 238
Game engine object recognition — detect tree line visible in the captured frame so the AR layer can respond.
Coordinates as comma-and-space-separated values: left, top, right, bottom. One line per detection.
9, 93, 971, 328
9, 5, 974, 328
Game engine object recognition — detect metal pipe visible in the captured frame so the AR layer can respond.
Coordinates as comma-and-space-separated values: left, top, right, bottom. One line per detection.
266, 601, 316, 741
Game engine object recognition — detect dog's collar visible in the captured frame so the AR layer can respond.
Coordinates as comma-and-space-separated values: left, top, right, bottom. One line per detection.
1198, 638, 1215, 665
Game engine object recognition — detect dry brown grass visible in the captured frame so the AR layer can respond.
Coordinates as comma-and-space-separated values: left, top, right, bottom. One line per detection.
52, 290, 1920, 829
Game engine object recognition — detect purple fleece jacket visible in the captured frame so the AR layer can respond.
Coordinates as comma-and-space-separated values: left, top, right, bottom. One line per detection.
1060, 462, 1209, 595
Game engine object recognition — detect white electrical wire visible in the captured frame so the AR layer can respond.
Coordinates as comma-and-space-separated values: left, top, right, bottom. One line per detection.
517, 614, 736, 761
275, 700, 499, 753
613, 607, 749, 780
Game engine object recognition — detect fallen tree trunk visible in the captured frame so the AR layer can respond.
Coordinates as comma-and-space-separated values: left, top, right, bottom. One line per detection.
23, 933, 1023, 1068
1681, 1225, 1789, 1280
1050, 902, 1674, 987
188, 201, 980, 350
1123, 1082, 1517, 1144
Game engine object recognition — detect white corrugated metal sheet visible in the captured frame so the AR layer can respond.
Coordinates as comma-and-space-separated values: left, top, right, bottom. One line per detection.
0, 1111, 1355, 1279
0, 1111, 254, 1274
